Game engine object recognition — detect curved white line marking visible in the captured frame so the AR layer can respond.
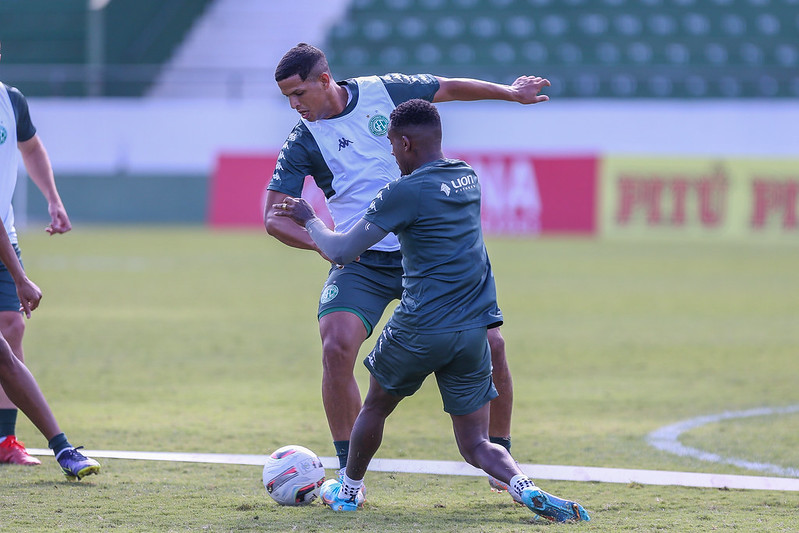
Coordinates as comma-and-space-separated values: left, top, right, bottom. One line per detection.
647, 405, 799, 477
27, 449, 799, 491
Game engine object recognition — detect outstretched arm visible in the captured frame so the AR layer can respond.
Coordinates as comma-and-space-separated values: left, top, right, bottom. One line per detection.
433, 75, 550, 104
273, 197, 388, 265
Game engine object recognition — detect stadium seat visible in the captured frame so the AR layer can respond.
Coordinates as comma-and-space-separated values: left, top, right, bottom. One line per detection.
324, 0, 798, 98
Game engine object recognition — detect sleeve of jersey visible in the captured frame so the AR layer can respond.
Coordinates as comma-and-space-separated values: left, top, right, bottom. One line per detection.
363, 179, 417, 235
380, 74, 440, 106
7, 85, 37, 142
267, 124, 314, 197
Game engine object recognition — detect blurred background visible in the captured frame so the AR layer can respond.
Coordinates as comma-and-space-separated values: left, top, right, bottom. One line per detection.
1, 0, 797, 239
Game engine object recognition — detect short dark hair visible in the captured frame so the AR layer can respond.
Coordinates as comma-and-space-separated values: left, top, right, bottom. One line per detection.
275, 43, 329, 82
389, 99, 441, 131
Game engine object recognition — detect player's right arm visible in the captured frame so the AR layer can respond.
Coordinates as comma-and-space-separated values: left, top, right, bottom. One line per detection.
264, 123, 334, 262
264, 190, 334, 262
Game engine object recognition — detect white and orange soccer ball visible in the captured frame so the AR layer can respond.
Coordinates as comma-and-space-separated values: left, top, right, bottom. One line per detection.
262, 445, 326, 506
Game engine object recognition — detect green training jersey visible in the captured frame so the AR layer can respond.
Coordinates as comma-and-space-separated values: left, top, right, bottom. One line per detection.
363, 158, 502, 334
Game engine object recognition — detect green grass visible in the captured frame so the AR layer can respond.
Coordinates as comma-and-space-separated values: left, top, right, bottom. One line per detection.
1, 227, 798, 531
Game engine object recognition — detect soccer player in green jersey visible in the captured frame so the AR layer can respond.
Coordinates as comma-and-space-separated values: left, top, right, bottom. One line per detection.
274, 99, 589, 523
266, 43, 550, 492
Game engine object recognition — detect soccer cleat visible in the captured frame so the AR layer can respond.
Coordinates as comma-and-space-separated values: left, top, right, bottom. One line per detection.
338, 467, 367, 499
320, 478, 364, 511
521, 487, 591, 523
0, 436, 41, 465
488, 474, 510, 493
55, 447, 101, 480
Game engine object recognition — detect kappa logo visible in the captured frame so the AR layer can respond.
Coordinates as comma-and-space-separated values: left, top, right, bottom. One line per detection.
368, 114, 389, 136
338, 137, 353, 151
0, 125, 7, 145
440, 183, 451, 196
320, 284, 339, 304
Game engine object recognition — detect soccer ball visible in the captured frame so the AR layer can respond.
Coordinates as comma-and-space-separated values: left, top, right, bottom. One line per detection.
262, 445, 326, 506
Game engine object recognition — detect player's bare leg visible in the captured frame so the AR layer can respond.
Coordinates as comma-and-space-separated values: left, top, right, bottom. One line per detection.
320, 375, 399, 511
487, 326, 513, 440
486, 326, 515, 492
0, 311, 41, 465
451, 403, 518, 482
452, 403, 590, 523
319, 312, 368, 467
0, 336, 60, 441
0, 311, 26, 410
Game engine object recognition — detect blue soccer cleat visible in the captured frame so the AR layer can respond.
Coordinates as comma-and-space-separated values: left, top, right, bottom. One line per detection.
521, 487, 590, 522
55, 447, 101, 480
320, 478, 364, 511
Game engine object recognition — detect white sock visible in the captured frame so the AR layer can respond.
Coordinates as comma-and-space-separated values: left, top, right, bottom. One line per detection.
341, 473, 364, 500
510, 474, 537, 501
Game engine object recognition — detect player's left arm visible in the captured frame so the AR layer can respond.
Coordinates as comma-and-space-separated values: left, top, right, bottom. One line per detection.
18, 134, 72, 235
433, 75, 550, 104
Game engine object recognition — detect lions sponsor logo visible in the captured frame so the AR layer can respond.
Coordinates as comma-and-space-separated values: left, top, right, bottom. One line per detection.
368, 114, 389, 136
320, 284, 339, 304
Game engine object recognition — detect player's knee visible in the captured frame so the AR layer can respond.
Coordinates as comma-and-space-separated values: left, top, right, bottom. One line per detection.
321, 337, 359, 375
456, 439, 484, 468
0, 314, 25, 348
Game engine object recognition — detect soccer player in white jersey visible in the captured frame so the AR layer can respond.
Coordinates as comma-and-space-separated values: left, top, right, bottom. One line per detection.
264, 43, 549, 493
0, 41, 99, 479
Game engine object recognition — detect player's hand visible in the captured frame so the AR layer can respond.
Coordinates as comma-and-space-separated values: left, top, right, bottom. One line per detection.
510, 75, 551, 104
15, 277, 42, 318
273, 197, 316, 226
46, 202, 72, 235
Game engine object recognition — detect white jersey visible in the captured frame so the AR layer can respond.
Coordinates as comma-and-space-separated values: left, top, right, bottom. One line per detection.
302, 76, 401, 250
0, 83, 21, 244
268, 73, 439, 253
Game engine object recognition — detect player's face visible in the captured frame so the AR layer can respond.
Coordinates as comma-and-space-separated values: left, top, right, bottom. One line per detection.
277, 73, 331, 122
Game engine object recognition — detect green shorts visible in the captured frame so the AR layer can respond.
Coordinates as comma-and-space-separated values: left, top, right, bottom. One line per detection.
0, 243, 23, 312
364, 325, 498, 416
317, 250, 403, 337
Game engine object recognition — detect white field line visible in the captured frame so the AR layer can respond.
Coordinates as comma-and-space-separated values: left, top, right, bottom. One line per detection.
647, 405, 799, 478
27, 449, 799, 492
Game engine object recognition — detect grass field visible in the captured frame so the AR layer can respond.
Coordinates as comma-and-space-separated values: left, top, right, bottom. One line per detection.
1, 226, 797, 532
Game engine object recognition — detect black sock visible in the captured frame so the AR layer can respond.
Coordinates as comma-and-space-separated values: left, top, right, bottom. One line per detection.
333, 440, 349, 470
0, 408, 17, 438
489, 436, 512, 454
48, 433, 72, 456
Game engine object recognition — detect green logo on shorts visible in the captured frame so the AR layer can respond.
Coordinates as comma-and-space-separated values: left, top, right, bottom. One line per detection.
320, 284, 339, 304
368, 115, 389, 136
0, 126, 7, 145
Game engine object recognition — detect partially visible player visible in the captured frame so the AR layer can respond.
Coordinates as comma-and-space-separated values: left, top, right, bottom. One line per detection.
265, 43, 550, 491
0, 41, 75, 466
275, 99, 589, 522
0, 206, 100, 479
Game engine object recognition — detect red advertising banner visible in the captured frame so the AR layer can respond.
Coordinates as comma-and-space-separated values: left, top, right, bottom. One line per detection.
209, 152, 597, 235
208, 154, 332, 228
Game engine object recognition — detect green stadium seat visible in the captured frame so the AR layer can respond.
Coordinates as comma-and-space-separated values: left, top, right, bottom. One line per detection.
324, 0, 796, 98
